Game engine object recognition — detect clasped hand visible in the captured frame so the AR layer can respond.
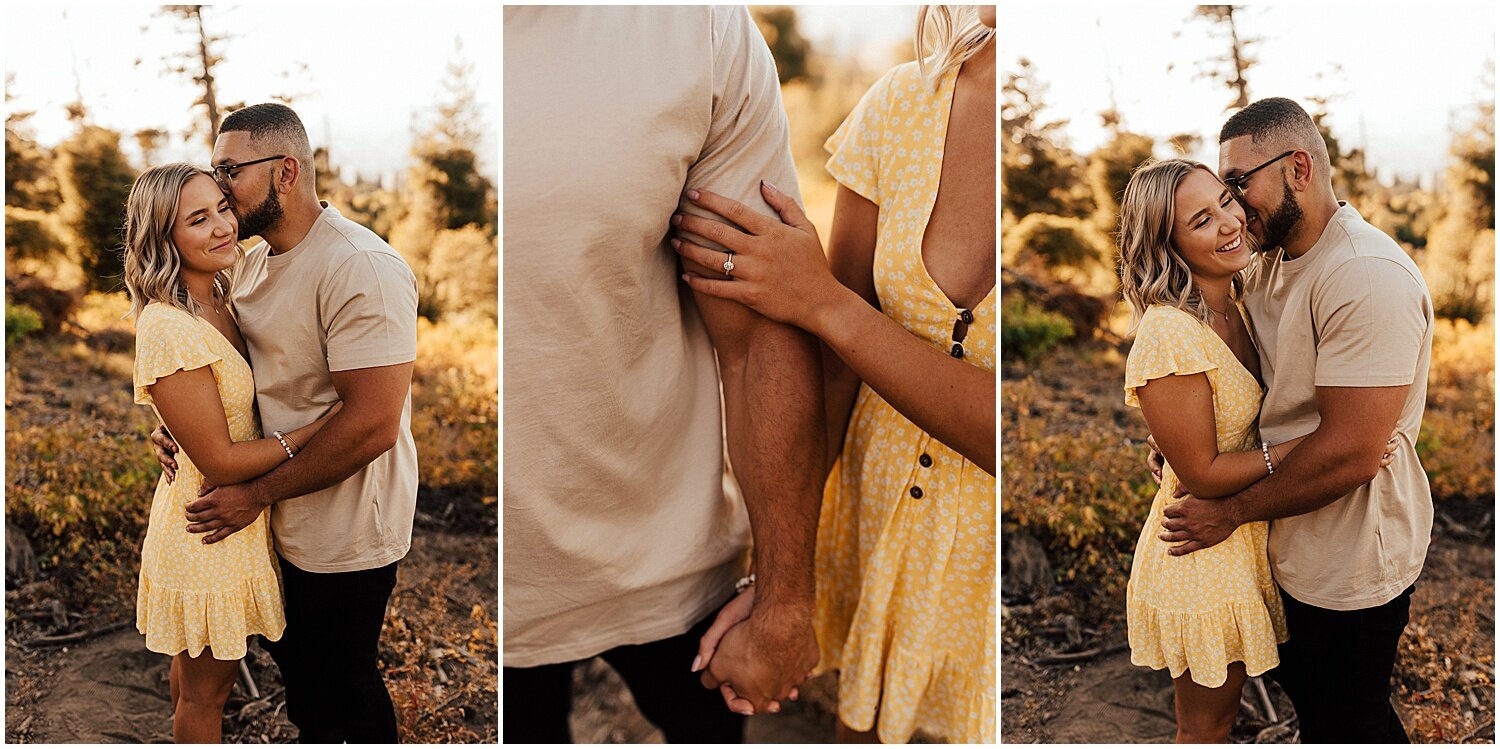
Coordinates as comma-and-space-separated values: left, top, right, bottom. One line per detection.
150, 425, 263, 544
693, 587, 819, 716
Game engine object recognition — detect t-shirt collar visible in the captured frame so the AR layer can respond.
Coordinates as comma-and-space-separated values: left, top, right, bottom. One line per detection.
1275, 201, 1358, 274
268, 201, 340, 266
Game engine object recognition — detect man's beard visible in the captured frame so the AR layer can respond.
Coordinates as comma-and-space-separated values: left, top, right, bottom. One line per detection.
235, 179, 284, 240
1260, 177, 1303, 254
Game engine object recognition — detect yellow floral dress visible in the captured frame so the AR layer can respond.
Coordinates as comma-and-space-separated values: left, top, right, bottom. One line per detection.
1123, 304, 1288, 688
133, 302, 284, 660
815, 60, 996, 743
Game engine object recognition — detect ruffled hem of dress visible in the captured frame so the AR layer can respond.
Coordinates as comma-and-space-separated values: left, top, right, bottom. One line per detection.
136, 571, 285, 661
1127, 589, 1289, 688
834, 634, 994, 744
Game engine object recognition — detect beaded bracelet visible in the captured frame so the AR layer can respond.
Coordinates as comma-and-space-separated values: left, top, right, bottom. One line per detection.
1261, 441, 1276, 475
273, 431, 296, 459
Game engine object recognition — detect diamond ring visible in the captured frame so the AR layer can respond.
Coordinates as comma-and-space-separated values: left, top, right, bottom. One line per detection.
722, 256, 735, 277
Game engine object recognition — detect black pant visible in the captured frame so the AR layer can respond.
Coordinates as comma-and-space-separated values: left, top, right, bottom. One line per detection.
261, 555, 400, 743
503, 609, 746, 743
1266, 584, 1414, 743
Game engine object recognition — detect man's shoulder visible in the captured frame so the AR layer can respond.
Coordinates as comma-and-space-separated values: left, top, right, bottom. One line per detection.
1317, 211, 1426, 296
320, 213, 412, 272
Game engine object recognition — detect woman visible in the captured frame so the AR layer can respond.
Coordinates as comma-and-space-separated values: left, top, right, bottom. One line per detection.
124, 163, 337, 743
680, 6, 996, 742
1117, 159, 1394, 742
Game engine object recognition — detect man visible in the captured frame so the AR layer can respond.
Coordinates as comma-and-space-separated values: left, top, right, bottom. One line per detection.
151, 103, 419, 742
1155, 97, 1434, 741
502, 6, 823, 743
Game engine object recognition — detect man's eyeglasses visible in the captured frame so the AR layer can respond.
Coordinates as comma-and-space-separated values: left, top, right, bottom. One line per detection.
1222, 150, 1295, 201
211, 155, 287, 192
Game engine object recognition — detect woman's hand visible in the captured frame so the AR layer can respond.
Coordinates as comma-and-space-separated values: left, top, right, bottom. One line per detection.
1379, 429, 1399, 467
672, 182, 846, 332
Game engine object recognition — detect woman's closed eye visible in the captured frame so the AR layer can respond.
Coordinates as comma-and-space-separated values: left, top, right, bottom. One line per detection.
190, 204, 232, 226
1194, 193, 1234, 230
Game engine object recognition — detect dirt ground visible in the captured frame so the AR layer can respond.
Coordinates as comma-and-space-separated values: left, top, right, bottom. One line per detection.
4, 529, 498, 743
1001, 530, 1496, 743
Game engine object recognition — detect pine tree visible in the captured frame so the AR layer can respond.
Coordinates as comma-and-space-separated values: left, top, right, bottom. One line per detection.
55, 126, 137, 291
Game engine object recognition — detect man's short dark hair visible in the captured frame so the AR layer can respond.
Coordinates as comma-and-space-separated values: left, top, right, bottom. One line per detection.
220, 103, 310, 154
1218, 97, 1315, 145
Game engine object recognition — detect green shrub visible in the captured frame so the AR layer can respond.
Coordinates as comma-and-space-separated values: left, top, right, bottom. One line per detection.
6, 303, 43, 346
1002, 297, 1074, 362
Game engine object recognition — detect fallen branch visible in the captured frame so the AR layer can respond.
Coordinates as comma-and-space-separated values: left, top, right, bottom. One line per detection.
235, 687, 285, 721
22, 620, 130, 647
1032, 642, 1127, 665
1459, 718, 1494, 743
1251, 675, 1278, 723
238, 660, 260, 700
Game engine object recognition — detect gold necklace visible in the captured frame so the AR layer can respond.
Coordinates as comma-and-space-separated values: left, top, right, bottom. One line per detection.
1203, 299, 1233, 324
191, 295, 223, 315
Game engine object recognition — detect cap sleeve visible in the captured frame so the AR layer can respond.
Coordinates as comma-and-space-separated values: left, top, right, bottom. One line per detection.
824, 66, 898, 203
133, 305, 224, 406
1124, 306, 1217, 408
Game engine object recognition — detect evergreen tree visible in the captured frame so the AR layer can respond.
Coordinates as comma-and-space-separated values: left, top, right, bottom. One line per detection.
1002, 58, 1090, 221
1182, 6, 1257, 111
752, 6, 812, 84
55, 126, 137, 291
150, 5, 227, 149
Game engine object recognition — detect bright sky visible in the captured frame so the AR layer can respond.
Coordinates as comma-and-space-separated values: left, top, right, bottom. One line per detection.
793, 5, 922, 68
1002, 4, 1495, 185
4, 4, 499, 184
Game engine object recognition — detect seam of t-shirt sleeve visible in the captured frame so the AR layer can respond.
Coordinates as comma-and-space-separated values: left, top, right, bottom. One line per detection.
1315, 255, 1424, 386
325, 251, 415, 371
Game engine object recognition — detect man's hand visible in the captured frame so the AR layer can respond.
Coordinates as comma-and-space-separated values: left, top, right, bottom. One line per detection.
1145, 433, 1164, 483
698, 606, 818, 715
1159, 493, 1242, 555
184, 482, 270, 544
151, 425, 180, 484
692, 587, 806, 715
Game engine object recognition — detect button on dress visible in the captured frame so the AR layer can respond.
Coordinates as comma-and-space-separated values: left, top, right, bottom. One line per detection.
1123, 304, 1289, 688
815, 60, 996, 744
132, 302, 284, 660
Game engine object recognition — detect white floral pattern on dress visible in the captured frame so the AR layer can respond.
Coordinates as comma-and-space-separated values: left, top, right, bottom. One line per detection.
1123, 304, 1289, 688
133, 302, 284, 660
817, 60, 995, 744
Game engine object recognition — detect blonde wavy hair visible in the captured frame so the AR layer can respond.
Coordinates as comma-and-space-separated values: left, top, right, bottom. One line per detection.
1118, 158, 1252, 332
123, 162, 241, 322
916, 6, 994, 88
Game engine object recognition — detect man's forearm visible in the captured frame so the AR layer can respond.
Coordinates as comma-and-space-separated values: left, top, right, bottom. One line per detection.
249, 413, 396, 505
721, 320, 825, 611
1228, 430, 1379, 525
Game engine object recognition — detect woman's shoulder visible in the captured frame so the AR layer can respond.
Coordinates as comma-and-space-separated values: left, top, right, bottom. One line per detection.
1134, 304, 1210, 343
875, 61, 929, 102
135, 302, 201, 340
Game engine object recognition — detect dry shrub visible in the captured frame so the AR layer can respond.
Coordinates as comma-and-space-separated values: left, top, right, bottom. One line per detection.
5, 336, 159, 615
1002, 347, 1153, 612
384, 553, 498, 743
1421, 318, 1495, 501
412, 317, 497, 500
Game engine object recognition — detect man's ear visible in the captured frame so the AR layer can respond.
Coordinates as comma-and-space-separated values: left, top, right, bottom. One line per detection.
1290, 150, 1316, 192
278, 156, 302, 195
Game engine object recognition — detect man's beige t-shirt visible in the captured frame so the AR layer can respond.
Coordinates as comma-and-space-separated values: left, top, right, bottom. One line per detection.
1244, 202, 1434, 611
503, 6, 801, 667
234, 203, 420, 573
